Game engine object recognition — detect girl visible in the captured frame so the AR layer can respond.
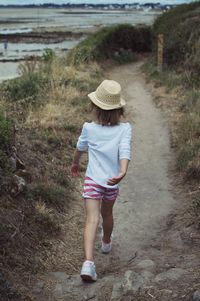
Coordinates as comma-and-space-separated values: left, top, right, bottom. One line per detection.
71, 79, 132, 281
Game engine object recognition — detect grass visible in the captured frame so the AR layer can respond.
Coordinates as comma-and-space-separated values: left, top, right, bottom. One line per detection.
0, 50, 104, 297
143, 56, 200, 181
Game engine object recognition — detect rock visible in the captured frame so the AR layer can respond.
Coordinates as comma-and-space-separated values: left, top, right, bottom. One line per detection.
10, 175, 26, 196
9, 156, 17, 171
111, 282, 123, 300
160, 289, 173, 301
54, 283, 63, 297
193, 290, 200, 301
111, 271, 144, 300
122, 271, 144, 295
49, 272, 70, 281
140, 270, 154, 282
168, 231, 184, 249
154, 268, 186, 283
32, 280, 45, 294
136, 260, 156, 271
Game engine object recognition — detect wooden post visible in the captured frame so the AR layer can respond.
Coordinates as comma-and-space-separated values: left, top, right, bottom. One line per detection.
157, 34, 164, 72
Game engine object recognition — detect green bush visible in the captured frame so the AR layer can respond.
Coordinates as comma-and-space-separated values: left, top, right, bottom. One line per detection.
0, 112, 13, 171
153, 2, 200, 82
67, 24, 152, 65
1, 73, 48, 104
0, 112, 12, 147
26, 183, 68, 211
42, 48, 55, 63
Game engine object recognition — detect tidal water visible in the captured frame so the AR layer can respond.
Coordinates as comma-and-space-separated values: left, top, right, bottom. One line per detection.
0, 8, 159, 81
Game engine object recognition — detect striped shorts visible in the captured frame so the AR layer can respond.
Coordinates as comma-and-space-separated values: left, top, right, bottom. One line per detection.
83, 177, 119, 202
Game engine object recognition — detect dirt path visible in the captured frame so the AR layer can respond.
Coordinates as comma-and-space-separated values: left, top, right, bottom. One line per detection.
32, 62, 199, 301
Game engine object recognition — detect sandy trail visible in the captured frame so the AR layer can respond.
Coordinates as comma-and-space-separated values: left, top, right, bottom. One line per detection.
108, 62, 177, 260
35, 62, 188, 301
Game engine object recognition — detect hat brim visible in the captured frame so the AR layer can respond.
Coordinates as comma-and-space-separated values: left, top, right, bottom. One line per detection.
88, 92, 126, 110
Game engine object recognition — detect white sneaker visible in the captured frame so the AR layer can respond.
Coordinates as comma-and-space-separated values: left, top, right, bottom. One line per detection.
80, 261, 97, 281
101, 239, 112, 254
101, 229, 113, 254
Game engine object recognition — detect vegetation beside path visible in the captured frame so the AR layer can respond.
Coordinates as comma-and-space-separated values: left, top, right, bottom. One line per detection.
0, 4, 200, 298
144, 1, 200, 226
0, 25, 150, 299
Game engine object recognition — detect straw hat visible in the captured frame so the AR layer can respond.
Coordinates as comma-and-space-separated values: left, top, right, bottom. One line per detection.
88, 79, 126, 110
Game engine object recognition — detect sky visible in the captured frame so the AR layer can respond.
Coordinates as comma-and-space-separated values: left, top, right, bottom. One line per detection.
0, 0, 193, 5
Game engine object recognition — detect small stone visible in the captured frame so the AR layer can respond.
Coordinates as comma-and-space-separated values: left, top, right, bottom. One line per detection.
49, 272, 70, 281
32, 281, 45, 294
54, 283, 63, 297
193, 290, 200, 301
140, 270, 154, 282
136, 260, 156, 271
160, 289, 173, 301
111, 282, 123, 300
122, 270, 144, 295
154, 268, 185, 283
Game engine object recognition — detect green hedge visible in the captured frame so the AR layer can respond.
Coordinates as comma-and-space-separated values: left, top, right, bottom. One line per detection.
0, 112, 13, 170
153, 2, 200, 83
67, 24, 152, 65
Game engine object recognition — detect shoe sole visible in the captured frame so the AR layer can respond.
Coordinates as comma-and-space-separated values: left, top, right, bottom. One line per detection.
101, 249, 111, 254
81, 274, 97, 282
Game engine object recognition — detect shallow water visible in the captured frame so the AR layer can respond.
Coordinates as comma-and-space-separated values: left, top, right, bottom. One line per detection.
0, 8, 159, 81
0, 38, 84, 60
0, 8, 159, 33
0, 62, 19, 82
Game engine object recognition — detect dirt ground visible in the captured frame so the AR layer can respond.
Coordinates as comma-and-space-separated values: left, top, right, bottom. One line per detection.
29, 62, 200, 301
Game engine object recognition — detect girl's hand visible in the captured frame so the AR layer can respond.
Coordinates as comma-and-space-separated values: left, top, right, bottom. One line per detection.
107, 172, 126, 186
70, 163, 80, 177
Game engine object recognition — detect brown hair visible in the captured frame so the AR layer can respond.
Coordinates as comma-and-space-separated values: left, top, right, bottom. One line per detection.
91, 102, 124, 126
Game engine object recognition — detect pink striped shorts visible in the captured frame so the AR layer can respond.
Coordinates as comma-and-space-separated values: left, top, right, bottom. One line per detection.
83, 177, 119, 202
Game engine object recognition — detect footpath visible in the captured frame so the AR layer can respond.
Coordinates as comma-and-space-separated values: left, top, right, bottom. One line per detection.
32, 62, 200, 301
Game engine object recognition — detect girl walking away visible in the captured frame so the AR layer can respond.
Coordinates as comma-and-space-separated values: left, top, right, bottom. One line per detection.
71, 79, 132, 281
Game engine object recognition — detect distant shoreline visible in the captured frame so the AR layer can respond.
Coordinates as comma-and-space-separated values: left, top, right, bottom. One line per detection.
0, 3, 176, 10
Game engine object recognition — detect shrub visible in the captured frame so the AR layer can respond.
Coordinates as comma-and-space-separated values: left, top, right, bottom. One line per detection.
67, 24, 152, 65
0, 112, 12, 147
42, 48, 55, 63
1, 72, 48, 105
153, 2, 200, 82
0, 112, 13, 171
26, 183, 69, 211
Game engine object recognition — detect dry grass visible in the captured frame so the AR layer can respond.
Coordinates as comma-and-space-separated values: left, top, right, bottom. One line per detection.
0, 56, 103, 299
143, 57, 200, 228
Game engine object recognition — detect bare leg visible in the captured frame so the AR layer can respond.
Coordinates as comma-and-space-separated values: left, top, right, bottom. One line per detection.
84, 199, 101, 261
101, 199, 115, 243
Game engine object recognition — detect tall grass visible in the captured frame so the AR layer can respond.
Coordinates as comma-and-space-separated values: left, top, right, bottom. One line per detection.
0, 50, 103, 297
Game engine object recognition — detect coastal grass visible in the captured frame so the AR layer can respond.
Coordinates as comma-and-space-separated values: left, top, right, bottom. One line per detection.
142, 2, 200, 225
143, 57, 200, 181
0, 52, 103, 297
67, 24, 152, 65
152, 1, 200, 85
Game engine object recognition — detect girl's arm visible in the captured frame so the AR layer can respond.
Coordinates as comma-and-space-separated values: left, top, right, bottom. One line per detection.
107, 158, 129, 185
71, 123, 88, 177
71, 149, 84, 176
107, 123, 132, 185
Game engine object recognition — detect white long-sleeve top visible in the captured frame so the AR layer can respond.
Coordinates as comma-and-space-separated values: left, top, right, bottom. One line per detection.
77, 121, 132, 188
